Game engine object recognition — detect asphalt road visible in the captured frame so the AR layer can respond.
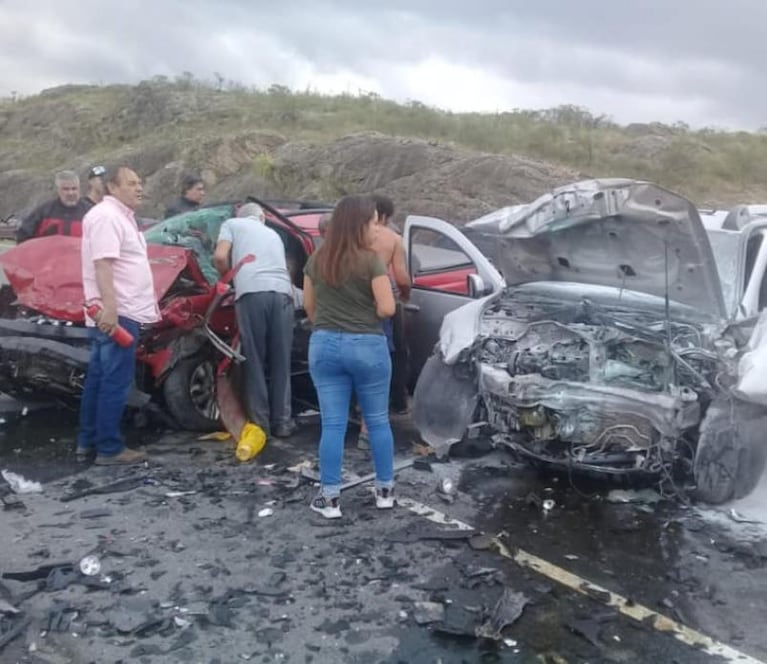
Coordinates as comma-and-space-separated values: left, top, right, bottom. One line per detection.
1, 404, 766, 664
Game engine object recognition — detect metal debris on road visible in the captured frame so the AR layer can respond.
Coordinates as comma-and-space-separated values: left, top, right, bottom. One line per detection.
606, 489, 663, 505
476, 588, 529, 640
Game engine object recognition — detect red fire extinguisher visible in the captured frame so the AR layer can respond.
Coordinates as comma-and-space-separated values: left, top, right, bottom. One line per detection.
84, 303, 135, 348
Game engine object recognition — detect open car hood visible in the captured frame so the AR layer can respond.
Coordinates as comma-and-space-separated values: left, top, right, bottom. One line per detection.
0, 236, 192, 322
473, 179, 726, 319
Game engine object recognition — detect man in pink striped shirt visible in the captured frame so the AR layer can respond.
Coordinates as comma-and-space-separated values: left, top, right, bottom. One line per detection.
77, 166, 160, 465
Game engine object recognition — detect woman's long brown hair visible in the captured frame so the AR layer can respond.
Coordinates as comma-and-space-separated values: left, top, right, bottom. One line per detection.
313, 195, 376, 287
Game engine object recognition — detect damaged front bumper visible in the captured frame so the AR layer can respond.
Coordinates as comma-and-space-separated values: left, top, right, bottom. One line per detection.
479, 364, 701, 473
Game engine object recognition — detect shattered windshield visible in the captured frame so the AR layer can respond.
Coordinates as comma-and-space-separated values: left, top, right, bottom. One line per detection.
144, 206, 234, 284
706, 229, 740, 318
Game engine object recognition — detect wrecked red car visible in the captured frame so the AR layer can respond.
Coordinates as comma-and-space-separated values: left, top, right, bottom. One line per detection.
0, 199, 330, 431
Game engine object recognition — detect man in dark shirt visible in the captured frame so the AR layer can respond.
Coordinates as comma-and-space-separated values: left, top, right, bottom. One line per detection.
16, 170, 92, 243
164, 173, 205, 219
83, 165, 106, 207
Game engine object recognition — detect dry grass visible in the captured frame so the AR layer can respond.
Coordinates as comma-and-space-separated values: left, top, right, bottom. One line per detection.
3, 77, 767, 206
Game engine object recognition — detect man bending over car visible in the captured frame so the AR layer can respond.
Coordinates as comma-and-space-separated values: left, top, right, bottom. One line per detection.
214, 202, 297, 439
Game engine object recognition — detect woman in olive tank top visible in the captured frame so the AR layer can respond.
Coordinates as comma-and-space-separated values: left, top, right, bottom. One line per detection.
303, 195, 396, 519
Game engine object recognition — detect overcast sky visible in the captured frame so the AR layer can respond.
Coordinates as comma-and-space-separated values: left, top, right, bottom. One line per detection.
1, 0, 764, 129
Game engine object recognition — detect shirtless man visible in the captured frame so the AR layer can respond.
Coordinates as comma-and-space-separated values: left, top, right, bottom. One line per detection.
370, 194, 411, 304
358, 194, 412, 448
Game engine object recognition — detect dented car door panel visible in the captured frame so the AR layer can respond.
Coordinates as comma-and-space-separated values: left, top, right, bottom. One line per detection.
403, 215, 504, 381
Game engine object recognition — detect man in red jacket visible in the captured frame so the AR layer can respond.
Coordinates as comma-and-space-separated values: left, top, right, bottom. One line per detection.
16, 170, 92, 243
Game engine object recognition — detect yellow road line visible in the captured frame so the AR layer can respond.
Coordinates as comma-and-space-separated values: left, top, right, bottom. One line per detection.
397, 496, 766, 664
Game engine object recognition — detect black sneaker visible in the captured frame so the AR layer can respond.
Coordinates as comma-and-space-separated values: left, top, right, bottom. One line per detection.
310, 494, 342, 519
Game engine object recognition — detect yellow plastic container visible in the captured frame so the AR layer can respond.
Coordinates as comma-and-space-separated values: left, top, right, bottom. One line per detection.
235, 422, 267, 462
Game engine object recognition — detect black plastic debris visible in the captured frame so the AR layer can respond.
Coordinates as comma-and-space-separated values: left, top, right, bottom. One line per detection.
566, 618, 603, 647
3, 563, 73, 583
390, 525, 476, 544
79, 508, 113, 519
61, 476, 146, 502
476, 588, 528, 640
412, 458, 433, 472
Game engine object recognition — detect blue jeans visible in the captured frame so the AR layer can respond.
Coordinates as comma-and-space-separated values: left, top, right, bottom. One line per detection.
77, 317, 139, 457
309, 330, 394, 497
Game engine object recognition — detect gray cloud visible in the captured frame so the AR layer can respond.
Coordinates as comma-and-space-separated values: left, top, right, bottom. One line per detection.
0, 0, 762, 128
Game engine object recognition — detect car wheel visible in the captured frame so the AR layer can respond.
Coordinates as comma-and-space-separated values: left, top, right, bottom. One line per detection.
693, 398, 767, 504
163, 355, 220, 432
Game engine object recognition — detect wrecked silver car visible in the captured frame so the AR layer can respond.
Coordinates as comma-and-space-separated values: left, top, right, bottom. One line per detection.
409, 179, 767, 504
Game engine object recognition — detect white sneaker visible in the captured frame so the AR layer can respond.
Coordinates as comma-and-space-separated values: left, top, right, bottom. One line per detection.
376, 487, 395, 509
310, 494, 342, 519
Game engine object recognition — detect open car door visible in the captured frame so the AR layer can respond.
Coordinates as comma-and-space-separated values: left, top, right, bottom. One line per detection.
403, 215, 504, 382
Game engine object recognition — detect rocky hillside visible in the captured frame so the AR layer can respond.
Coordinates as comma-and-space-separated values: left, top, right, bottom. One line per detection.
2, 81, 766, 225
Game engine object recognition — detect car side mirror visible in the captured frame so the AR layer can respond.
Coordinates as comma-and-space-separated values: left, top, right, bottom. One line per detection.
467, 273, 487, 298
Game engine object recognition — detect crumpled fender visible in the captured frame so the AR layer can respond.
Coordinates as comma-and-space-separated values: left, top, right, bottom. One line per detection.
437, 294, 495, 364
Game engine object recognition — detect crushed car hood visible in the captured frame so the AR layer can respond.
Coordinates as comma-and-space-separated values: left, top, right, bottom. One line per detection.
0, 236, 191, 322
474, 179, 726, 319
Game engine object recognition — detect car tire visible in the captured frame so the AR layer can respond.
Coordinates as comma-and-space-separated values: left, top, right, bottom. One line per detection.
693, 398, 767, 504
163, 355, 220, 432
